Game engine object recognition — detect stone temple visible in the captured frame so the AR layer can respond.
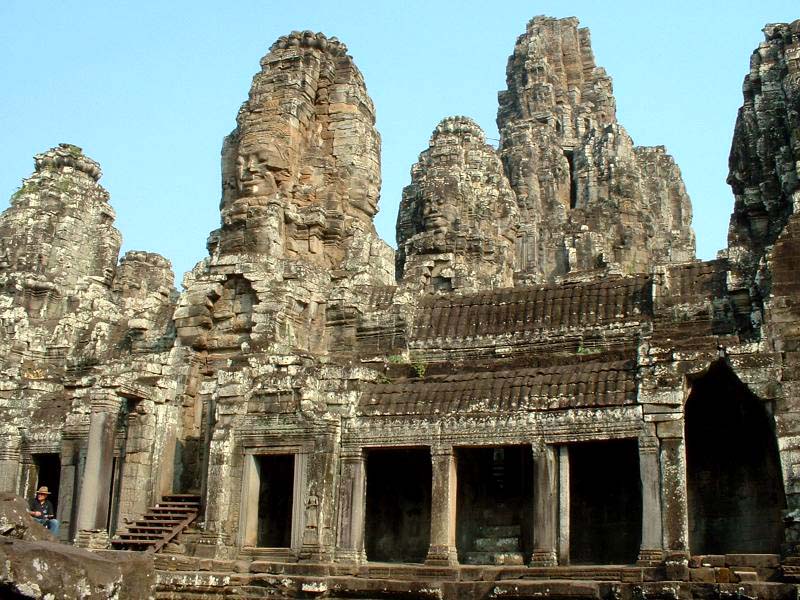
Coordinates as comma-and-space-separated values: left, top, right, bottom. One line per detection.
1, 15, 799, 600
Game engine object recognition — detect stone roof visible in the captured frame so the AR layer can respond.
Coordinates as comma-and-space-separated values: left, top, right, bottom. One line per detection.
359, 359, 637, 416
412, 275, 652, 342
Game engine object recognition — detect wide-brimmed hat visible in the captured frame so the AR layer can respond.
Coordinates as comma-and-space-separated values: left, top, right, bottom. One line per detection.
36, 486, 50, 495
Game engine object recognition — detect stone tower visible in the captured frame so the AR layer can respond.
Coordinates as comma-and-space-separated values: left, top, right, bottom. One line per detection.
396, 116, 518, 293
497, 16, 696, 282
176, 31, 393, 356
0, 143, 121, 292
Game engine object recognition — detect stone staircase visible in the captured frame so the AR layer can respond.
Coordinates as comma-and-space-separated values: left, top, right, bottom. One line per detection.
111, 494, 200, 553
463, 524, 525, 565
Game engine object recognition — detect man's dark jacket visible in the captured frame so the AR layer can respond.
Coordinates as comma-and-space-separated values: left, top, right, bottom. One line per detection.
29, 497, 55, 519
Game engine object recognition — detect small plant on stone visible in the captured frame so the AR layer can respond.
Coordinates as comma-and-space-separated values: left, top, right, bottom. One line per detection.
576, 344, 600, 356
411, 360, 427, 378
10, 182, 40, 202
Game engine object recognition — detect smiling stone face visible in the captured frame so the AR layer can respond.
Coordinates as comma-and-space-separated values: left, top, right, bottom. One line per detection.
214, 30, 382, 266
396, 116, 519, 292
234, 151, 293, 198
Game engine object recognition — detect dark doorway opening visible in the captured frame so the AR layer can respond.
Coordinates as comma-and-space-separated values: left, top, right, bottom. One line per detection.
365, 448, 431, 563
106, 456, 124, 535
569, 439, 641, 564
564, 149, 577, 209
686, 361, 785, 554
33, 453, 61, 514
256, 454, 294, 548
456, 446, 532, 564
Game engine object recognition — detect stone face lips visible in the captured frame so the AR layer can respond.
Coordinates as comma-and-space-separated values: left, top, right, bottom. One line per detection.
396, 116, 518, 293
727, 20, 800, 293
216, 30, 382, 270
497, 16, 695, 282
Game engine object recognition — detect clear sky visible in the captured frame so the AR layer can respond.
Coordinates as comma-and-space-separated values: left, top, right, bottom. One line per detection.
1, 1, 797, 284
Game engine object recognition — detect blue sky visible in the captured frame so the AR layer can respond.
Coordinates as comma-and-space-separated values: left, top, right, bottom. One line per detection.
1, 1, 797, 284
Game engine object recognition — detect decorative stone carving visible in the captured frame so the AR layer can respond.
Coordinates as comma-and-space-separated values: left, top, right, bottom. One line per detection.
1, 16, 800, 600
397, 116, 518, 293
497, 17, 695, 282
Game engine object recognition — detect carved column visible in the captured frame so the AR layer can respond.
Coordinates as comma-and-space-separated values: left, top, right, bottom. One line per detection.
637, 435, 664, 565
196, 384, 250, 560
196, 424, 236, 558
335, 449, 366, 563
0, 425, 21, 493
530, 443, 558, 566
76, 393, 122, 531
425, 446, 458, 566
659, 422, 690, 579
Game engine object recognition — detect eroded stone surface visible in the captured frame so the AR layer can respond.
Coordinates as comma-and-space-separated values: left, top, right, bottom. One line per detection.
0, 15, 799, 600
498, 16, 695, 282
397, 116, 518, 294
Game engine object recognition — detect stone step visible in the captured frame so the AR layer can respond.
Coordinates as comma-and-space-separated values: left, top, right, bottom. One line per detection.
477, 525, 521, 538
474, 536, 521, 552
118, 532, 164, 540
158, 501, 200, 508
128, 525, 173, 532
463, 551, 525, 566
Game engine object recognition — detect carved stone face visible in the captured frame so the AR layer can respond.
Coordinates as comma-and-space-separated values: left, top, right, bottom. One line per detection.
348, 175, 380, 221
421, 180, 459, 232
235, 152, 279, 197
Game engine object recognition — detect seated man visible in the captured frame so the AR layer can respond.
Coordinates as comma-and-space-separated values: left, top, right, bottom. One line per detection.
29, 486, 59, 537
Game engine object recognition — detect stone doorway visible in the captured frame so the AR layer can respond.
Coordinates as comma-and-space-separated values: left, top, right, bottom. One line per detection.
456, 446, 532, 565
255, 454, 295, 548
31, 453, 61, 514
686, 361, 785, 554
569, 439, 641, 564
364, 448, 431, 563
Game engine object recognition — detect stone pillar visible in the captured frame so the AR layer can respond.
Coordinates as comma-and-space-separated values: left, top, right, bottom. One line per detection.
335, 449, 366, 563
56, 442, 79, 539
239, 454, 260, 547
0, 425, 22, 493
195, 424, 237, 558
638, 436, 664, 565
425, 446, 458, 566
530, 444, 558, 566
557, 446, 570, 565
658, 421, 690, 580
659, 432, 689, 554
76, 393, 121, 531
292, 452, 308, 551
114, 399, 154, 527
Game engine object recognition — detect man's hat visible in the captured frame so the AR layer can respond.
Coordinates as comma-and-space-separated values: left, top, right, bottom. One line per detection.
36, 486, 50, 495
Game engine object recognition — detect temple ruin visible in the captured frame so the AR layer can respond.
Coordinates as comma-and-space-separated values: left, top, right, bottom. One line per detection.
1, 14, 800, 600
